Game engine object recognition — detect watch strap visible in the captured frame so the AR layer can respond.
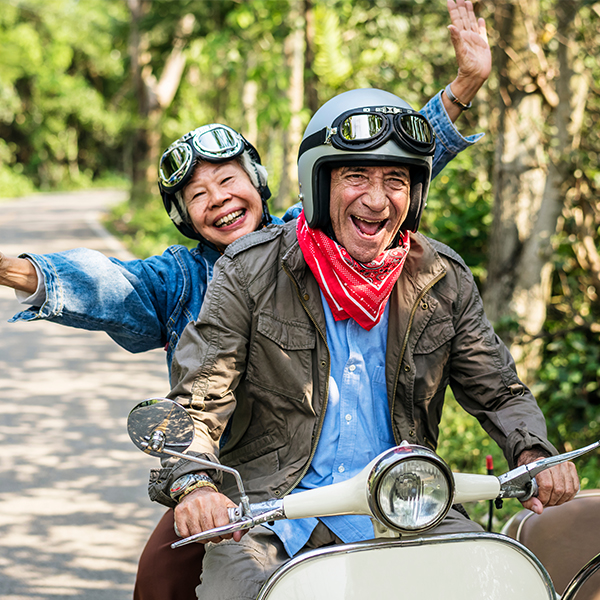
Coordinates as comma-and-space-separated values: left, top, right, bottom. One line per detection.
170, 473, 216, 500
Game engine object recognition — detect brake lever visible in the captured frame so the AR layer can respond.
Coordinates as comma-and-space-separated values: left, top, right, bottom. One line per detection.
497, 440, 600, 502
171, 499, 285, 548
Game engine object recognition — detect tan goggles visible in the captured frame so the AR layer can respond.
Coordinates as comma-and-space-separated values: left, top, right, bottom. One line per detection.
159, 125, 245, 191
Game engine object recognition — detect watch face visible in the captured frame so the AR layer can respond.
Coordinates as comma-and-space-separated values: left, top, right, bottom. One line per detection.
170, 474, 196, 496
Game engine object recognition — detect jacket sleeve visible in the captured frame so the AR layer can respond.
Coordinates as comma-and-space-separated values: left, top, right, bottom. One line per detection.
447, 263, 557, 468
149, 253, 252, 506
8, 248, 179, 353
419, 91, 484, 180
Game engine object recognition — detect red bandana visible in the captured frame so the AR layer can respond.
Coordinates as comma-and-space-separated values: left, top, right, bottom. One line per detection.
296, 211, 410, 331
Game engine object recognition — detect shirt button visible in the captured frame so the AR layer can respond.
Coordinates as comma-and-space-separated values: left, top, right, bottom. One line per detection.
348, 365, 356, 372
303, 294, 310, 301
345, 414, 352, 422
338, 464, 345, 473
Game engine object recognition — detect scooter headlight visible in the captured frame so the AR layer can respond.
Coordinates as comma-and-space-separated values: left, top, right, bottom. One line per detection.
367, 446, 454, 534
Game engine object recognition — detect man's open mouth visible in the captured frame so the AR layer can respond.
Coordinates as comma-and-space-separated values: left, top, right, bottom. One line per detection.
215, 209, 245, 228
352, 215, 386, 236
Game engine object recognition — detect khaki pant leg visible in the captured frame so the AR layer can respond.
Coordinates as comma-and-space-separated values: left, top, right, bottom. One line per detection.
196, 526, 289, 600
425, 507, 485, 535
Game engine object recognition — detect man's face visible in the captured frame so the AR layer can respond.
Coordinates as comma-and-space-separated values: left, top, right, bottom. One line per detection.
182, 160, 263, 250
329, 165, 411, 263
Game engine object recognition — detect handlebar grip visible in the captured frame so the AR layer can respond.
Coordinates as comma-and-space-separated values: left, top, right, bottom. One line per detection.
520, 477, 539, 502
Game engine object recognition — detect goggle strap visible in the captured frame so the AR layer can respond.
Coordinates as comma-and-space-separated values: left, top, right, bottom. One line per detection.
298, 128, 328, 159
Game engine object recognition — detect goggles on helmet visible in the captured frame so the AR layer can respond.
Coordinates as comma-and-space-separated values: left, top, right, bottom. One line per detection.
159, 124, 248, 193
298, 106, 435, 159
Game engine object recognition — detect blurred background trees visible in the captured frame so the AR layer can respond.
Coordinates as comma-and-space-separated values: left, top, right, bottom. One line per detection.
1, 0, 599, 522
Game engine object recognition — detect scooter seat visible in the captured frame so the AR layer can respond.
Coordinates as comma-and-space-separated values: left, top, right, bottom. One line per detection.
503, 490, 600, 598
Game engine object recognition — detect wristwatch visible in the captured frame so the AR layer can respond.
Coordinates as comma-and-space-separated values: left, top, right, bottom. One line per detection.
170, 473, 215, 501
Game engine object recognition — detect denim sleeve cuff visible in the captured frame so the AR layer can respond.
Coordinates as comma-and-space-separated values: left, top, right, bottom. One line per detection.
422, 90, 484, 156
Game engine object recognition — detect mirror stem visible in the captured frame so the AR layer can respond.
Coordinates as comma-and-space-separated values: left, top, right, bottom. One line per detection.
161, 448, 252, 517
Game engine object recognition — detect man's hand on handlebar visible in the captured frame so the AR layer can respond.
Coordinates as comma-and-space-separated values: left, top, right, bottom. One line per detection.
517, 449, 580, 514
174, 486, 245, 544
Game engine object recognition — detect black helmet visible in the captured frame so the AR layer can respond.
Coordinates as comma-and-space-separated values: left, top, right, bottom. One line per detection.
297, 89, 435, 232
158, 123, 271, 243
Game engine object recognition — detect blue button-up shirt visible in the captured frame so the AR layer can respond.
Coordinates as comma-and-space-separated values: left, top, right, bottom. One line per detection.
269, 292, 395, 557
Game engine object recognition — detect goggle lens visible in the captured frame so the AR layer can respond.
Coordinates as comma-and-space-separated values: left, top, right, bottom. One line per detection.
340, 114, 385, 141
193, 127, 243, 158
159, 125, 247, 191
398, 114, 434, 145
159, 144, 193, 187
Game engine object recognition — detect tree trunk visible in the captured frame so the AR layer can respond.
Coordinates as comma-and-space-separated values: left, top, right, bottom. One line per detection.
275, 0, 305, 211
127, 0, 195, 204
483, 0, 581, 380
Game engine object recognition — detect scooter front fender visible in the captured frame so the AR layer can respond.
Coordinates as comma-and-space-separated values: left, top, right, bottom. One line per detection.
257, 532, 555, 600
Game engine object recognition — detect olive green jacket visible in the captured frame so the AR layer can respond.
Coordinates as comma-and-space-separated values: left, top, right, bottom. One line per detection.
149, 220, 555, 508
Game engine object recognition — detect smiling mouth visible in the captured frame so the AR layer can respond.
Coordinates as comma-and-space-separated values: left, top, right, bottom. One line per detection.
352, 216, 387, 236
215, 209, 246, 228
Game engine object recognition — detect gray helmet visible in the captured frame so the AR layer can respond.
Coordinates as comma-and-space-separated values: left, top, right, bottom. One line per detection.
297, 88, 435, 232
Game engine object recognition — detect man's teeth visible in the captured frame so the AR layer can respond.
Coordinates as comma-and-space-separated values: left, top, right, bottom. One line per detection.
354, 216, 384, 235
216, 210, 245, 228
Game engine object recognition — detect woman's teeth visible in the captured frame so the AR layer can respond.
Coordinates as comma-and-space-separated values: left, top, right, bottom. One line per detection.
216, 209, 245, 228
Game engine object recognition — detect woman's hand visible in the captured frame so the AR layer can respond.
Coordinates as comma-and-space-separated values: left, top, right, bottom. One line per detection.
0, 252, 39, 293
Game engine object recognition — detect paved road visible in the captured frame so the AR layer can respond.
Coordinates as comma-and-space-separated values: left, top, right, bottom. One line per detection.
0, 191, 167, 600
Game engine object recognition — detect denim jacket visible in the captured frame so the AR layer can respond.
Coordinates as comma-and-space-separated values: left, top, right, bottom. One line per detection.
9, 91, 483, 371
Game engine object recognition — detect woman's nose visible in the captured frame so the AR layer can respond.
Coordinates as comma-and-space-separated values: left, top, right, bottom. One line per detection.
207, 185, 231, 208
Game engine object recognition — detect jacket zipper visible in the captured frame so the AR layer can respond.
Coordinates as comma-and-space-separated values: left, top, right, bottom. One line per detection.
391, 271, 446, 445
281, 262, 331, 497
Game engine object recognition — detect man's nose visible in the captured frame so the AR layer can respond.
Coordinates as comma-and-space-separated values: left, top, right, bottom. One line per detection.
362, 180, 388, 211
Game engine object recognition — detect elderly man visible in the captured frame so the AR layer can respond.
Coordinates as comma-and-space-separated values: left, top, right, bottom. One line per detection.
153, 88, 579, 600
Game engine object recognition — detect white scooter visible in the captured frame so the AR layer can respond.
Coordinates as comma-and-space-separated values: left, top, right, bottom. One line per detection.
127, 398, 600, 600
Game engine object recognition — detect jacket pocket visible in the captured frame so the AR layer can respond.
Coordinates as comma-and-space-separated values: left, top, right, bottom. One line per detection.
246, 312, 315, 402
255, 312, 316, 350
413, 317, 454, 404
220, 431, 285, 467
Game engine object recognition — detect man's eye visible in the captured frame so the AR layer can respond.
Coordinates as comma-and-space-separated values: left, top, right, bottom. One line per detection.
220, 176, 233, 185
387, 178, 408, 189
347, 174, 366, 182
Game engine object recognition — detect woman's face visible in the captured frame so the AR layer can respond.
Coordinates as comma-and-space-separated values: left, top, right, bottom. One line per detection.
182, 160, 263, 250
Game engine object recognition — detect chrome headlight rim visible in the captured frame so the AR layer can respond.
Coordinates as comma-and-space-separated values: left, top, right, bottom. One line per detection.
367, 445, 455, 534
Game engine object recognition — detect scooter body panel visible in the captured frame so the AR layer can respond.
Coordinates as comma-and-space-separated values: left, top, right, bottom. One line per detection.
257, 532, 555, 600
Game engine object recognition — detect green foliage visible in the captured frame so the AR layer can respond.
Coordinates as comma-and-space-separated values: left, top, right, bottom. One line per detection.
422, 146, 494, 285
0, 0, 129, 193
105, 195, 194, 259
437, 391, 523, 530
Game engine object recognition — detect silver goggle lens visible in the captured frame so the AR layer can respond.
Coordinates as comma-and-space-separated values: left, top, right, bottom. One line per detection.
377, 458, 450, 531
193, 127, 243, 159
340, 114, 385, 141
159, 144, 193, 188
398, 113, 434, 145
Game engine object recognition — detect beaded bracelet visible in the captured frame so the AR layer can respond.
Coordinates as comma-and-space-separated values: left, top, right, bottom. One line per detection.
178, 479, 219, 501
